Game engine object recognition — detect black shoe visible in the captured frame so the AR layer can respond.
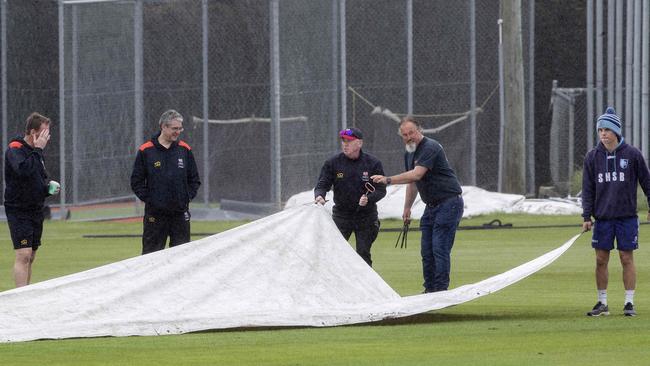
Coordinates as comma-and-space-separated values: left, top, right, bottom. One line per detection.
623, 302, 636, 317
586, 301, 609, 316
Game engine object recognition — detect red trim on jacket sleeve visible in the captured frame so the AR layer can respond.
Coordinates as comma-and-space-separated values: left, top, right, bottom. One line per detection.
178, 140, 192, 150
8, 141, 22, 149
138, 141, 154, 152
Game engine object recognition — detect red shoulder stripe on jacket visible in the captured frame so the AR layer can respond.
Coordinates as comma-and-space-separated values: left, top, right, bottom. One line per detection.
178, 140, 192, 150
138, 141, 154, 152
8, 141, 22, 149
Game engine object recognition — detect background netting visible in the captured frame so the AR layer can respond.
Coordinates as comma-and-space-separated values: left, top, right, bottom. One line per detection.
64, 2, 136, 204
549, 86, 588, 196
1, 0, 533, 213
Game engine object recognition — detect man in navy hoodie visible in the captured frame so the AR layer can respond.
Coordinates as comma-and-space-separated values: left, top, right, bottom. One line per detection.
582, 107, 650, 317
4, 112, 60, 287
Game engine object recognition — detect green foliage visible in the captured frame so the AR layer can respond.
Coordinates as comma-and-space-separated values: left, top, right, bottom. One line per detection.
635, 184, 650, 212
1, 215, 649, 365
571, 168, 583, 196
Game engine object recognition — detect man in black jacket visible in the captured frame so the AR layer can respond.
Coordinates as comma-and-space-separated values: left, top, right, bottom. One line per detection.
4, 112, 60, 287
314, 127, 386, 266
131, 110, 201, 255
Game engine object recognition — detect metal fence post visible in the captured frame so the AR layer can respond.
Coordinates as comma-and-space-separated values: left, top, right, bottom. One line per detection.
497, 18, 505, 192
595, 0, 603, 117
339, 0, 346, 130
632, 0, 641, 147
71, 5, 79, 204
527, 0, 535, 195
58, 0, 67, 209
641, 0, 649, 158
202, 0, 210, 206
586, 0, 594, 149
469, 0, 477, 186
134, 0, 143, 214
606, 0, 614, 106
406, 0, 413, 116
270, 0, 281, 208
330, 0, 339, 152
1, 0, 7, 192
615, 0, 623, 121
624, 0, 633, 141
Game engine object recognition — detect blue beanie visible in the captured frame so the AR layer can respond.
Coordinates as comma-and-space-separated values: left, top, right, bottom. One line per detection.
596, 107, 622, 138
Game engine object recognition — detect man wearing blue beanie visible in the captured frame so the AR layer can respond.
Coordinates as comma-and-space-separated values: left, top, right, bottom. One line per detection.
582, 107, 650, 317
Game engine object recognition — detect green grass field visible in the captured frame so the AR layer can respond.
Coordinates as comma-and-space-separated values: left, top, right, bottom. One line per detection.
0, 213, 649, 365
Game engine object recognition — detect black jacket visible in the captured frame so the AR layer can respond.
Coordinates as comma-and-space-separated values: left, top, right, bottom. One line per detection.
314, 150, 386, 216
130, 133, 201, 214
3, 137, 50, 211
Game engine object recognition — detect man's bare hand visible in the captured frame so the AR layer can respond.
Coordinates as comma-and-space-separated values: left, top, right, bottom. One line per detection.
359, 194, 368, 207
315, 196, 326, 205
370, 175, 386, 184
582, 221, 592, 232
402, 208, 411, 224
34, 128, 50, 149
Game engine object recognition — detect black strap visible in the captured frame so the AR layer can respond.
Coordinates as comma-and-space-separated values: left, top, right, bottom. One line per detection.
394, 221, 409, 249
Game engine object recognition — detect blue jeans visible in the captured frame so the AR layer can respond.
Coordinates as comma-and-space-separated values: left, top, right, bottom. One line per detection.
419, 195, 464, 292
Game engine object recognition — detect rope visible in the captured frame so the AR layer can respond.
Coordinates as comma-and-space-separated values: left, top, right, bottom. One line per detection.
347, 83, 499, 134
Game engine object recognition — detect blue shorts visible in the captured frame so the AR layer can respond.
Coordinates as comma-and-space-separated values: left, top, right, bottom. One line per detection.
591, 217, 639, 251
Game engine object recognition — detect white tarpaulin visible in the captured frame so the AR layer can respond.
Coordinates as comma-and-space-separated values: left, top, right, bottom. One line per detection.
0, 205, 579, 343
284, 185, 583, 217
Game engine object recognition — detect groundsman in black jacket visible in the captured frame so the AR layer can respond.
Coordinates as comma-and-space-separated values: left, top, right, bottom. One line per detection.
4, 112, 60, 287
131, 109, 200, 255
314, 127, 386, 266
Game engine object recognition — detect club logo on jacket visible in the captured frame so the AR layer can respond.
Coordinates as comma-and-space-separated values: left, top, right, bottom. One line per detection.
362, 171, 369, 182
154, 161, 161, 168
178, 158, 184, 169
620, 159, 628, 169
336, 172, 343, 179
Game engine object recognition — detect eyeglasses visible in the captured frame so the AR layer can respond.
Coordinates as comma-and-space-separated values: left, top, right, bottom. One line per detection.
166, 126, 184, 132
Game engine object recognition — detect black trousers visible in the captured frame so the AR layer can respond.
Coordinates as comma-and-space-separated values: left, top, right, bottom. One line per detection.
332, 213, 380, 266
142, 210, 191, 255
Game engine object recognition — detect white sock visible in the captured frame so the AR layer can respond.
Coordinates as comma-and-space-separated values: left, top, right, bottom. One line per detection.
598, 289, 607, 305
625, 290, 635, 305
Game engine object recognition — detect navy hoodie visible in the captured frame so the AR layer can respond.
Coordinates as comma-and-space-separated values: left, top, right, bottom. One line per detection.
582, 139, 650, 221
3, 136, 50, 212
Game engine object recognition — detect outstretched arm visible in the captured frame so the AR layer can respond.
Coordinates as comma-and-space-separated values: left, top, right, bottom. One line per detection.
371, 165, 427, 186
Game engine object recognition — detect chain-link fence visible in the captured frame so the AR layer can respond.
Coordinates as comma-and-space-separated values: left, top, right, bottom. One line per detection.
1, 0, 533, 218
549, 84, 588, 196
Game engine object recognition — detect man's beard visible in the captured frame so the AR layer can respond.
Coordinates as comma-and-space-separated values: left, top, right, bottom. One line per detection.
405, 142, 417, 153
